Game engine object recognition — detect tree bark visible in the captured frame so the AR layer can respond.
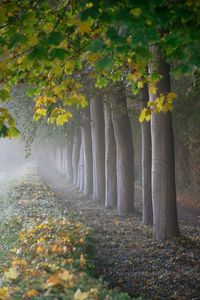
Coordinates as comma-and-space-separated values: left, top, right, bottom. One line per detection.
104, 100, 117, 208
65, 142, 74, 182
149, 47, 179, 240
72, 127, 81, 186
78, 131, 85, 192
82, 111, 93, 196
90, 92, 105, 202
141, 86, 153, 225
110, 83, 134, 214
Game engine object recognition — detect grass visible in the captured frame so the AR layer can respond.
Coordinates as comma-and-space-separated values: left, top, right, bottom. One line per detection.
0, 176, 134, 300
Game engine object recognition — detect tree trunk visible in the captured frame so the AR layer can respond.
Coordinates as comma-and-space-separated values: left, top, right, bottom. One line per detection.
141, 86, 153, 225
90, 93, 105, 202
149, 47, 179, 240
104, 100, 117, 208
82, 113, 93, 196
66, 142, 74, 182
72, 127, 81, 186
110, 83, 134, 214
78, 131, 85, 192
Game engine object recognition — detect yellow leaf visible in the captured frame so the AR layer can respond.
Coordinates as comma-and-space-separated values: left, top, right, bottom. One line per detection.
0, 287, 9, 300
149, 85, 157, 95
139, 108, 146, 123
4, 267, 18, 280
25, 289, 39, 298
64, 61, 75, 75
130, 8, 142, 17
163, 102, 173, 113
147, 100, 154, 107
35, 245, 45, 254
80, 254, 86, 268
139, 108, 151, 123
87, 53, 101, 63
58, 270, 74, 281
127, 72, 140, 81
166, 91, 177, 103
35, 108, 47, 116
77, 20, 92, 35
137, 81, 144, 88
79, 238, 84, 244
43, 275, 61, 289
56, 112, 73, 126
74, 289, 89, 300
155, 96, 164, 113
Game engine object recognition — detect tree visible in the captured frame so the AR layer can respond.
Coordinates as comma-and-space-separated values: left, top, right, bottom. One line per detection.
90, 92, 105, 203
149, 48, 179, 240
72, 127, 81, 186
82, 108, 93, 196
140, 86, 153, 226
104, 99, 117, 208
110, 83, 134, 214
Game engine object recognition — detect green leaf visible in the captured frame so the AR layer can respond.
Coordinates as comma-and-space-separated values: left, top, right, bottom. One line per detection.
9, 33, 27, 49
7, 127, 20, 138
48, 48, 69, 60
95, 57, 113, 72
89, 38, 105, 53
95, 76, 108, 88
28, 45, 46, 60
47, 31, 63, 46
0, 89, 10, 102
26, 87, 40, 97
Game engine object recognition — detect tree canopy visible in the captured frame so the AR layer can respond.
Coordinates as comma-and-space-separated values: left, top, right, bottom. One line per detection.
0, 0, 200, 137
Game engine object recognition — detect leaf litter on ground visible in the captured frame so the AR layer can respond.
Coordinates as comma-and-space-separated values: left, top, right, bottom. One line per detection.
39, 165, 200, 300
0, 171, 132, 300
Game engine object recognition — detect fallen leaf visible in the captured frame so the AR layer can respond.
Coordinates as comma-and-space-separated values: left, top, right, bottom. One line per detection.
4, 267, 18, 280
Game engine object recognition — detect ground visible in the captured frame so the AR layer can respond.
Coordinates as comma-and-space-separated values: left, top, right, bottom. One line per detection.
39, 164, 200, 299
0, 163, 200, 299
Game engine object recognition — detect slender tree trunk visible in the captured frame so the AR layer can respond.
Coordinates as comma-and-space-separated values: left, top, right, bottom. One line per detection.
66, 142, 74, 182
90, 93, 105, 202
141, 86, 153, 225
79, 131, 85, 192
72, 127, 81, 186
104, 100, 117, 208
149, 47, 179, 240
110, 83, 134, 214
82, 113, 93, 196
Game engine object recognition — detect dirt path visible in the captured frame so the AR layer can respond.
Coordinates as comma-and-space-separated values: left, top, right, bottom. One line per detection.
39, 165, 200, 299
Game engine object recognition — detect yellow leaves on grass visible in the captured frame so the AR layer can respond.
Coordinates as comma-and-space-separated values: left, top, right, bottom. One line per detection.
4, 267, 18, 280
74, 288, 90, 300
25, 289, 39, 298
43, 269, 76, 289
0, 287, 9, 300
80, 254, 86, 268
73, 288, 99, 300
35, 245, 46, 254
139, 92, 177, 122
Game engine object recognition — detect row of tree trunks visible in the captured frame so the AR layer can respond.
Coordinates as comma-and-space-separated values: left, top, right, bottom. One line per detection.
52, 56, 179, 240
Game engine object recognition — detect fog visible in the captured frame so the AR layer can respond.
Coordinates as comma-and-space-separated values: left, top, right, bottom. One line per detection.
0, 138, 37, 223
